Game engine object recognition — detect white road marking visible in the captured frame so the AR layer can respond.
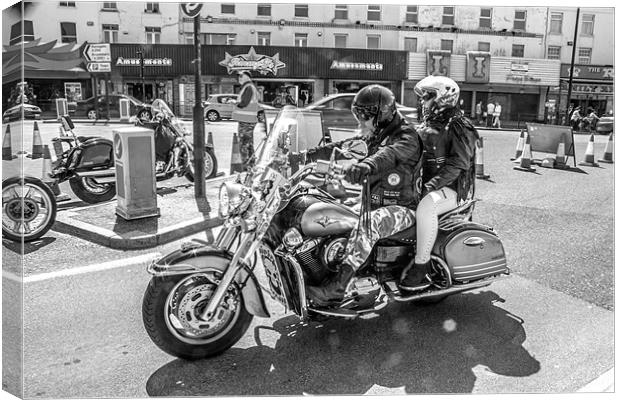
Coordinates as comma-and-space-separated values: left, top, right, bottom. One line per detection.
2, 252, 161, 283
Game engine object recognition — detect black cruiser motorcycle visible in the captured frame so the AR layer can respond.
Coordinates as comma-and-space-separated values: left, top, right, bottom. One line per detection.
49, 99, 218, 204
142, 107, 510, 360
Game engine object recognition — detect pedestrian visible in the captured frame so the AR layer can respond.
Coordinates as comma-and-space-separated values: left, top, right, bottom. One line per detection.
231, 70, 261, 170
298, 91, 307, 107
493, 101, 502, 128
475, 101, 483, 125
570, 106, 582, 131
486, 101, 495, 127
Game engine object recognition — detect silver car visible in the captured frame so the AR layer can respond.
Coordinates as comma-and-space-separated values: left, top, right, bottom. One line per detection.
203, 94, 238, 122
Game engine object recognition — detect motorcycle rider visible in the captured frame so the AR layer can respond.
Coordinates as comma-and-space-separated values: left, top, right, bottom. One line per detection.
305, 84, 424, 306
399, 76, 480, 291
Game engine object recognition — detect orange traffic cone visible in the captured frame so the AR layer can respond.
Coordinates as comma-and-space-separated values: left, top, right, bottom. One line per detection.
598, 132, 613, 164
2, 125, 17, 161
578, 133, 599, 167
513, 133, 536, 172
511, 129, 525, 161
475, 137, 490, 180
28, 121, 44, 159
554, 139, 568, 169
230, 132, 244, 174
41, 145, 70, 201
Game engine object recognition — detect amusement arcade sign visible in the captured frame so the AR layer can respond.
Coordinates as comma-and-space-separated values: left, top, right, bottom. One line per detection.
218, 47, 286, 75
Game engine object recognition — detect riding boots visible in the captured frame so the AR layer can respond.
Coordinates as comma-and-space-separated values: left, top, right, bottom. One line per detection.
306, 264, 356, 306
399, 261, 432, 292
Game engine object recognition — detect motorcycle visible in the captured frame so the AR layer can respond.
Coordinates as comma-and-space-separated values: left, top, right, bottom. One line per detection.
2, 176, 57, 242
49, 99, 218, 204
141, 107, 510, 360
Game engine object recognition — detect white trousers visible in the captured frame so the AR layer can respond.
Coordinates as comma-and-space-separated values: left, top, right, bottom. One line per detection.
414, 187, 458, 264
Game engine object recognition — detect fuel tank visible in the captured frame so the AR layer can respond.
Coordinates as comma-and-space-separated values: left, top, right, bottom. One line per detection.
300, 201, 358, 237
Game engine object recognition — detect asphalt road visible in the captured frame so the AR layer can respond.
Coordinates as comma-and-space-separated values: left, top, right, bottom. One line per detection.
2, 119, 615, 398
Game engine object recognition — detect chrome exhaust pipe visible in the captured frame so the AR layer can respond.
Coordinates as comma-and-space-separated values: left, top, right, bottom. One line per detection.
391, 274, 510, 302
75, 169, 116, 184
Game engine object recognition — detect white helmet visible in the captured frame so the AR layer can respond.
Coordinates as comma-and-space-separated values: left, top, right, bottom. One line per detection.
414, 76, 460, 115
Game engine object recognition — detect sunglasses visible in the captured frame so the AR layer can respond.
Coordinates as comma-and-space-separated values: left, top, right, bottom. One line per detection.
352, 105, 379, 121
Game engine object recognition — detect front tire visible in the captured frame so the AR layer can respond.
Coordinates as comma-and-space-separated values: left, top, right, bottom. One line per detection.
142, 272, 253, 360
69, 177, 116, 204
185, 147, 218, 181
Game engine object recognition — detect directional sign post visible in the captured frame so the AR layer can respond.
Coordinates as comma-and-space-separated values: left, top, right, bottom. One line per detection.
86, 62, 111, 73
83, 43, 112, 119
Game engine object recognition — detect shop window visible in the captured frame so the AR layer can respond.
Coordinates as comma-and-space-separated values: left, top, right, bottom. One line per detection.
202, 33, 237, 45
102, 24, 118, 43
334, 4, 347, 20
145, 3, 159, 13
367, 5, 381, 22
295, 33, 308, 47
547, 45, 561, 59
60, 22, 77, 43
145, 26, 161, 44
512, 44, 525, 57
334, 34, 347, 48
221, 3, 235, 14
59, 2, 76, 7
405, 6, 418, 24
550, 12, 563, 34
257, 32, 270, 46
581, 14, 594, 36
257, 4, 271, 17
404, 37, 417, 52
514, 10, 526, 31
441, 39, 453, 52
295, 4, 308, 18
442, 7, 454, 26
367, 34, 380, 49
478, 42, 490, 52
102, 2, 117, 11
9, 20, 34, 46
578, 47, 592, 64
479, 8, 492, 29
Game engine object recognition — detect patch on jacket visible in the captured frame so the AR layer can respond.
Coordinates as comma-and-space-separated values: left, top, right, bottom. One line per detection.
387, 173, 401, 186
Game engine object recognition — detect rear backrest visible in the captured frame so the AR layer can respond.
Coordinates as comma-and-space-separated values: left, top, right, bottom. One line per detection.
61, 115, 75, 130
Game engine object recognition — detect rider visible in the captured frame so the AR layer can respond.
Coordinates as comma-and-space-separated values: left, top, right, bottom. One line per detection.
399, 76, 480, 291
305, 84, 424, 306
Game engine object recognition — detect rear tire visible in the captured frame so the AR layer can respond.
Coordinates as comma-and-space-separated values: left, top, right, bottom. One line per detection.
87, 109, 97, 120
69, 177, 116, 204
185, 147, 218, 181
205, 110, 220, 122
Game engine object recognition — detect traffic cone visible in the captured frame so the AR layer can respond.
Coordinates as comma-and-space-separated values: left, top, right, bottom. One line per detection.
2, 125, 17, 161
511, 129, 525, 161
513, 133, 536, 172
28, 121, 44, 159
554, 139, 568, 169
475, 137, 490, 180
578, 133, 599, 167
230, 132, 244, 174
41, 145, 70, 201
598, 132, 613, 164
207, 131, 214, 147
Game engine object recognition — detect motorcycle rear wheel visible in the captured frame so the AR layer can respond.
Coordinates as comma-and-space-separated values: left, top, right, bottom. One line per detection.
184, 147, 218, 181
142, 272, 253, 360
69, 177, 116, 204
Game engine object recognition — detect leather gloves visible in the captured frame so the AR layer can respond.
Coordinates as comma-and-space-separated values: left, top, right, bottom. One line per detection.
344, 162, 372, 184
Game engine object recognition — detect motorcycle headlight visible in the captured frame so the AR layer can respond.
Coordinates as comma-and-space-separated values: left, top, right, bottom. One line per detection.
218, 181, 251, 218
283, 228, 303, 249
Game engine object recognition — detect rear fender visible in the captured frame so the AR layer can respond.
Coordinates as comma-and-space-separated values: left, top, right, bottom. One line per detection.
147, 244, 270, 318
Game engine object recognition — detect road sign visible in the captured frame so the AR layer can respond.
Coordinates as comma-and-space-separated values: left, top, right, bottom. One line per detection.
84, 43, 111, 62
180, 3, 202, 18
87, 62, 111, 73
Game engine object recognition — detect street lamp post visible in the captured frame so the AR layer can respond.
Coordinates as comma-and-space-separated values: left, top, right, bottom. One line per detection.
192, 14, 205, 198
137, 50, 145, 101
566, 7, 580, 125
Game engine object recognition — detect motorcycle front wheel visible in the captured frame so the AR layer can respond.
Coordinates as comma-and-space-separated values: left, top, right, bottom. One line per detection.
69, 177, 116, 204
2, 176, 57, 242
142, 271, 253, 360
185, 147, 218, 181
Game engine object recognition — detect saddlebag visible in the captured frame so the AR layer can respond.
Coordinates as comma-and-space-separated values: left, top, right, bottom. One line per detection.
435, 223, 508, 283
74, 138, 114, 171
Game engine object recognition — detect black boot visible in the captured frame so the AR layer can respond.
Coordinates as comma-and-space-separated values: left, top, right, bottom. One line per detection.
306, 264, 356, 306
399, 261, 432, 292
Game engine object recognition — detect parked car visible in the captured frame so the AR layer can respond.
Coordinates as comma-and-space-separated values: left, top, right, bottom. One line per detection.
2, 103, 42, 122
595, 116, 614, 134
202, 94, 275, 122
75, 94, 152, 121
304, 93, 418, 133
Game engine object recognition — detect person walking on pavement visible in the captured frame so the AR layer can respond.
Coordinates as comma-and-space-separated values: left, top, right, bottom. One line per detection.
232, 70, 262, 170
475, 101, 483, 125
486, 101, 495, 127
492, 101, 502, 128
298, 91, 307, 107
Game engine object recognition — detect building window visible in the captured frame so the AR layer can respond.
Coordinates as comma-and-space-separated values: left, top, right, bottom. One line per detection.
442, 7, 455, 26
102, 2, 117, 10
60, 22, 77, 43
514, 10, 526, 31
512, 44, 525, 57
334, 4, 348, 20
59, 2, 76, 7
102, 24, 118, 43
547, 45, 561, 59
145, 2, 159, 13
404, 37, 417, 52
202, 33, 237, 45
295, 4, 309, 18
582, 14, 594, 35
367, 5, 381, 21
145, 26, 161, 44
478, 41, 490, 52
9, 20, 34, 45
257, 4, 271, 17
441, 39, 453, 52
334, 34, 347, 48
550, 12, 562, 34
480, 8, 492, 29
367, 34, 380, 49
221, 3, 235, 14
295, 33, 308, 47
257, 32, 270, 46
578, 47, 592, 64
405, 6, 418, 23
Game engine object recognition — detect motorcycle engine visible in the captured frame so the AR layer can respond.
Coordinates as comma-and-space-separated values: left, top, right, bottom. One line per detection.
295, 236, 347, 285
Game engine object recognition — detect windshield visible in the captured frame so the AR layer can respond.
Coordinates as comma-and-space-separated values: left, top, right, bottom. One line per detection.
150, 99, 175, 118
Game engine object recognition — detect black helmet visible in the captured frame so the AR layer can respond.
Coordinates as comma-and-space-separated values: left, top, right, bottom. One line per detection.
352, 84, 397, 131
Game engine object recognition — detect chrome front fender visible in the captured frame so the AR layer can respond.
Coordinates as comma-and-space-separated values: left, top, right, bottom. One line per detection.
147, 244, 270, 318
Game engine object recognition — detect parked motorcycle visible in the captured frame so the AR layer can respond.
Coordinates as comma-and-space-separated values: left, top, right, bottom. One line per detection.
142, 107, 510, 360
2, 176, 57, 242
49, 99, 218, 204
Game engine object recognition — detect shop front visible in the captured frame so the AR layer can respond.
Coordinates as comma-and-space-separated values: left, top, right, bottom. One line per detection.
555, 64, 614, 119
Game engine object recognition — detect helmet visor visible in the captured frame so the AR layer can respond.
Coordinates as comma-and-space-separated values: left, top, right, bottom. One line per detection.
352, 104, 378, 123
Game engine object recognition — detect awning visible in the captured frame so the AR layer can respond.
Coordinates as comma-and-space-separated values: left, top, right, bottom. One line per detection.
3, 68, 91, 83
